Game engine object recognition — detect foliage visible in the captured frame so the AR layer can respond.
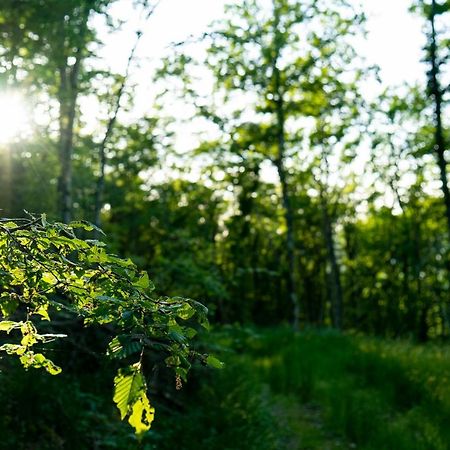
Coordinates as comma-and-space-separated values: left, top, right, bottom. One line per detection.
0, 0, 450, 446
0, 214, 208, 434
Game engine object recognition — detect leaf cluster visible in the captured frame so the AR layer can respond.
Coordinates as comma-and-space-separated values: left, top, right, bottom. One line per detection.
0, 214, 209, 434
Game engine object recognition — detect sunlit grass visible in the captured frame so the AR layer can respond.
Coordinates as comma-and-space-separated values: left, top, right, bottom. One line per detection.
155, 327, 450, 450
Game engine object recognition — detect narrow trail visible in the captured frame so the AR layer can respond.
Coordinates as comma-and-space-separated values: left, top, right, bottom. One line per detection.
272, 397, 351, 450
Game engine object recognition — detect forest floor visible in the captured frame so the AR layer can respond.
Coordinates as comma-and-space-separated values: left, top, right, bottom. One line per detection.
2, 326, 449, 450
272, 397, 349, 449
153, 327, 450, 450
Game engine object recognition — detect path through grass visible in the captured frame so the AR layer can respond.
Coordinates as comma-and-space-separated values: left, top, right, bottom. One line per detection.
148, 327, 450, 450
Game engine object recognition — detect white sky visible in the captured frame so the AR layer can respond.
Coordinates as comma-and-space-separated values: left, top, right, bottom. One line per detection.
92, 0, 426, 122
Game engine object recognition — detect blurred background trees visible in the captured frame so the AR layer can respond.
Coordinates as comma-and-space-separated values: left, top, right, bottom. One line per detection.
0, 0, 449, 339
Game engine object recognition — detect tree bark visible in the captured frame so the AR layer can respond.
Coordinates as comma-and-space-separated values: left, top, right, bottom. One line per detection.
58, 60, 79, 223
273, 67, 300, 330
0, 146, 12, 218
429, 0, 450, 240
319, 188, 343, 329
275, 156, 300, 330
93, 38, 139, 232
271, 4, 301, 330
56, 10, 87, 223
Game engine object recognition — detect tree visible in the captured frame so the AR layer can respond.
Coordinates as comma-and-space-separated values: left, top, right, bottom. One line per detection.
0, 0, 158, 222
412, 0, 450, 241
158, 0, 366, 328
93, 1, 161, 232
427, 0, 450, 240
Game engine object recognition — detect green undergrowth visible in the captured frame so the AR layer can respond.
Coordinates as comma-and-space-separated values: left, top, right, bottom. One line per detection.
257, 328, 450, 449
1, 326, 449, 449
152, 326, 450, 450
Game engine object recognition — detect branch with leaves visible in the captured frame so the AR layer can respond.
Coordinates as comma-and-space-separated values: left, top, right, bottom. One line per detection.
0, 214, 211, 435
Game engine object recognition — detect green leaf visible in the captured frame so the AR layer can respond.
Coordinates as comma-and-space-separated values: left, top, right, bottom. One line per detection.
42, 272, 57, 284
34, 304, 50, 321
113, 363, 155, 435
69, 220, 105, 235
206, 355, 224, 369
19, 352, 62, 375
0, 343, 26, 355
0, 294, 19, 317
113, 364, 145, 420
107, 336, 142, 359
176, 303, 195, 320
133, 272, 154, 291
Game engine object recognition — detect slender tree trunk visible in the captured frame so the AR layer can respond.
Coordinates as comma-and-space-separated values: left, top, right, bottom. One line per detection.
343, 223, 357, 325
93, 33, 142, 231
319, 189, 343, 329
94, 3, 160, 234
58, 58, 80, 223
273, 85, 300, 330
276, 161, 300, 329
0, 146, 12, 217
56, 6, 88, 224
429, 0, 450, 240
429, 0, 450, 335
271, 6, 300, 330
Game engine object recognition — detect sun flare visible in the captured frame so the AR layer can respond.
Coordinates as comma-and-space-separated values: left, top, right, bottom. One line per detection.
0, 92, 30, 144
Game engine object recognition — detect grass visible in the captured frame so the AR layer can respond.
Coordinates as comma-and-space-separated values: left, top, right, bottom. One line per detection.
1, 326, 449, 449
149, 326, 450, 450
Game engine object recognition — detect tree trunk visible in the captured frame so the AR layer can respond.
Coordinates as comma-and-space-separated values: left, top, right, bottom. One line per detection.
58, 81, 77, 223
93, 35, 141, 231
94, 2, 159, 233
273, 67, 300, 329
319, 188, 343, 329
429, 0, 450, 240
57, 28, 85, 223
0, 146, 12, 217
343, 223, 357, 325
275, 157, 300, 330
272, 7, 300, 330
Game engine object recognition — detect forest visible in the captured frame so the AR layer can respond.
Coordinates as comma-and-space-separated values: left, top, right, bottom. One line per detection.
0, 0, 449, 449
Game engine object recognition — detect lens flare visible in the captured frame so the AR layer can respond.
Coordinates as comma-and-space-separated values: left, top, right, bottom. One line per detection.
0, 92, 30, 144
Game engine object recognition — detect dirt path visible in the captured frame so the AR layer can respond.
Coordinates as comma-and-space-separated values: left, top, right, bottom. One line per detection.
272, 396, 351, 450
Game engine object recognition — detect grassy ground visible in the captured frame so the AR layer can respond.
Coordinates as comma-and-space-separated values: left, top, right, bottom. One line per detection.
149, 327, 450, 450
1, 327, 449, 449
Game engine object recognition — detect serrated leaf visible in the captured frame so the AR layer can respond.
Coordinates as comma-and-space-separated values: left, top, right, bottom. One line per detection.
34, 304, 50, 321
42, 272, 57, 284
0, 343, 26, 355
69, 220, 105, 235
0, 294, 19, 317
177, 303, 195, 320
113, 364, 145, 420
20, 352, 62, 375
107, 336, 142, 359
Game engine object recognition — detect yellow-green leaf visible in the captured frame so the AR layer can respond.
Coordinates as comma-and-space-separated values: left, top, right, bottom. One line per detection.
113, 364, 145, 420
0, 320, 20, 332
34, 304, 50, 321
128, 392, 155, 435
